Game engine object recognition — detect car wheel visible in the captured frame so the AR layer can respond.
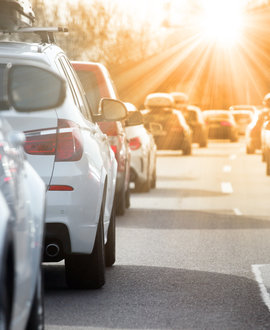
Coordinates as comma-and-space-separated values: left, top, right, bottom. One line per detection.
266, 150, 270, 176
65, 213, 105, 289
116, 185, 126, 216
135, 164, 151, 192
182, 142, 192, 155
105, 200, 116, 267
199, 139, 208, 148
0, 245, 13, 330
26, 266, 44, 330
125, 185, 130, 209
151, 166, 156, 189
262, 149, 266, 162
246, 145, 254, 154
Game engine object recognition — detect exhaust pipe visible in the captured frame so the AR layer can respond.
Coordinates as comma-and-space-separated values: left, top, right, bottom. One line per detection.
45, 243, 60, 258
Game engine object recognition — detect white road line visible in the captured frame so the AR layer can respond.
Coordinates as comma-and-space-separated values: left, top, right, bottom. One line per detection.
229, 154, 237, 160
223, 165, 232, 173
252, 264, 270, 312
221, 182, 233, 194
233, 208, 242, 216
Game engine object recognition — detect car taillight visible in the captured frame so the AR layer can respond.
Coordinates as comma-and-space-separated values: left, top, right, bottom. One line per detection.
56, 119, 83, 161
24, 119, 83, 161
129, 137, 142, 150
48, 185, 74, 191
111, 145, 117, 155
24, 130, 57, 155
220, 121, 232, 127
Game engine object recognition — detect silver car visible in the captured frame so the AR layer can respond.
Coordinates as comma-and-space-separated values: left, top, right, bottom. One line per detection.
0, 63, 66, 329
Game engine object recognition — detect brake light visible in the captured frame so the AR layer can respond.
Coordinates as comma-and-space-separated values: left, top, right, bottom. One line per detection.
129, 137, 142, 150
111, 145, 117, 155
56, 119, 83, 161
220, 121, 232, 127
24, 119, 83, 161
24, 130, 56, 155
48, 185, 74, 191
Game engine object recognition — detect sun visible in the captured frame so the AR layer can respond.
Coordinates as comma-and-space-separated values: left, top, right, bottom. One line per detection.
199, 0, 246, 47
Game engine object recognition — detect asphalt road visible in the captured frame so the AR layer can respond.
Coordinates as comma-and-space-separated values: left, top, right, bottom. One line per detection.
44, 138, 270, 329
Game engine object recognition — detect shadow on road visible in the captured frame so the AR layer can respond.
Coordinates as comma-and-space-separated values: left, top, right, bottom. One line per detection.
44, 264, 270, 329
117, 208, 270, 230
131, 187, 223, 198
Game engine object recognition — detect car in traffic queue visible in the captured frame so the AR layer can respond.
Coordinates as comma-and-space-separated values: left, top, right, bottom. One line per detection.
143, 93, 192, 154
0, 30, 127, 290
245, 110, 270, 154
229, 105, 260, 115
0, 62, 67, 330
184, 105, 208, 147
125, 102, 157, 192
231, 110, 253, 135
72, 61, 131, 215
203, 110, 239, 142
261, 120, 270, 175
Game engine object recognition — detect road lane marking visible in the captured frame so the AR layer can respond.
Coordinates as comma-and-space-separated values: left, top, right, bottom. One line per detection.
229, 154, 237, 160
223, 165, 232, 173
221, 182, 233, 194
252, 264, 270, 312
233, 208, 242, 216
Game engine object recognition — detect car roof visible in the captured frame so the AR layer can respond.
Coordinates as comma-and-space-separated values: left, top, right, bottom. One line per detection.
0, 41, 62, 65
187, 105, 201, 112
231, 110, 253, 115
204, 110, 229, 114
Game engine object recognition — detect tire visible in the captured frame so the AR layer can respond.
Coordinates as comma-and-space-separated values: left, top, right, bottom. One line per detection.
26, 266, 44, 330
262, 149, 266, 162
135, 163, 151, 192
125, 185, 130, 209
246, 145, 254, 154
0, 244, 13, 330
116, 185, 126, 216
266, 151, 270, 176
105, 201, 116, 267
182, 142, 192, 155
199, 139, 208, 148
151, 166, 156, 189
65, 213, 105, 289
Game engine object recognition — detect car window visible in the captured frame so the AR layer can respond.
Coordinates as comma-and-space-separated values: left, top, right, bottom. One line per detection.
76, 70, 101, 115
57, 56, 93, 122
187, 110, 197, 122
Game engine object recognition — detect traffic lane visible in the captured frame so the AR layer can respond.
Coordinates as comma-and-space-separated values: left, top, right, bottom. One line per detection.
44, 263, 270, 329
44, 140, 270, 329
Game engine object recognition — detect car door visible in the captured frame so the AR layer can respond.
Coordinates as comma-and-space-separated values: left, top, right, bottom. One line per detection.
57, 56, 115, 234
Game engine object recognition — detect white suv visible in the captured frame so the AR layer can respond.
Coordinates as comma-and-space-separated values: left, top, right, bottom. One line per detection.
0, 63, 66, 330
0, 33, 127, 289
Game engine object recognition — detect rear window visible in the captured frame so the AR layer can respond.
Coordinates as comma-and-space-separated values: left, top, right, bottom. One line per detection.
204, 112, 231, 120
233, 113, 252, 122
76, 70, 101, 115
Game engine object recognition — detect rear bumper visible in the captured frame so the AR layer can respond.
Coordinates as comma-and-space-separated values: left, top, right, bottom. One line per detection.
208, 127, 235, 139
45, 158, 104, 256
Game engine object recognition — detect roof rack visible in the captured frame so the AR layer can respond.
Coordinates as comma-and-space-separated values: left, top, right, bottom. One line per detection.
1, 26, 69, 43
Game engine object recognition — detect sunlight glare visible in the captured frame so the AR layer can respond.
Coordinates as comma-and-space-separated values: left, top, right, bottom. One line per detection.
200, 0, 246, 47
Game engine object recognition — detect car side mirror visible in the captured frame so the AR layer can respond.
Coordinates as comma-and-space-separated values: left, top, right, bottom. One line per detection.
0, 64, 66, 112
126, 111, 144, 126
98, 98, 127, 122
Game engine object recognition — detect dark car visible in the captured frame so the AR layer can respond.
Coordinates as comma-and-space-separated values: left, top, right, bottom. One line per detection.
185, 105, 208, 147
72, 61, 131, 215
143, 93, 192, 154
203, 110, 238, 142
